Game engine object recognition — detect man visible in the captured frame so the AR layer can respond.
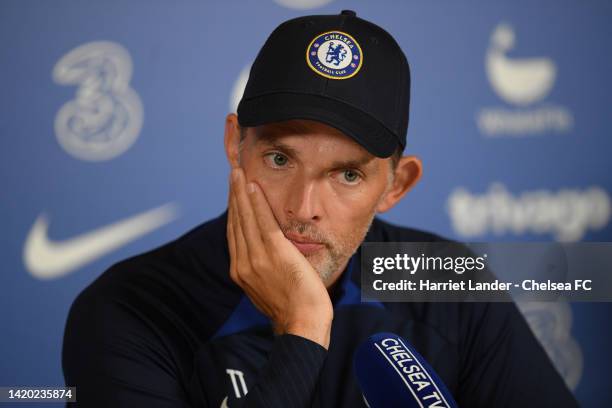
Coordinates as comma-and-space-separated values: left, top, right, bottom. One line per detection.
62, 10, 578, 407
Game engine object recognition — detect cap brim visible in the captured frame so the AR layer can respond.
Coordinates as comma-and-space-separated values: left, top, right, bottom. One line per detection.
237, 92, 399, 158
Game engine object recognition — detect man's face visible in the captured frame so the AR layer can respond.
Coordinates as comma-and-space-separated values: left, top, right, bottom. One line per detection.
237, 120, 393, 285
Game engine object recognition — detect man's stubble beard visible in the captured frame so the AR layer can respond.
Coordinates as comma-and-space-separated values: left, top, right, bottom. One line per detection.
280, 210, 377, 284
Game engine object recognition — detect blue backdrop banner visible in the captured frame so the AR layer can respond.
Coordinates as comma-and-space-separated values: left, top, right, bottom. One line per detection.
1, 0, 611, 406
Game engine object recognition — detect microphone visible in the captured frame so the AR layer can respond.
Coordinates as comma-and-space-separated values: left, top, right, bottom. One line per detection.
354, 332, 458, 408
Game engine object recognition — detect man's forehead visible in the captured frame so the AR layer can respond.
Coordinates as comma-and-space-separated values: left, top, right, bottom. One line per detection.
247, 120, 374, 159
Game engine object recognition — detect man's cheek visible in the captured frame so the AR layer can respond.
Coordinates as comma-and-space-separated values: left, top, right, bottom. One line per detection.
254, 177, 287, 221
335, 205, 378, 243
330, 198, 375, 223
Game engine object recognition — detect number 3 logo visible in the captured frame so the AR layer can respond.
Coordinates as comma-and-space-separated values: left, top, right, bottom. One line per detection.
53, 41, 144, 161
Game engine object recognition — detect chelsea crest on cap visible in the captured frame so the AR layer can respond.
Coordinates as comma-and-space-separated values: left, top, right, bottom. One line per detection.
306, 29, 363, 80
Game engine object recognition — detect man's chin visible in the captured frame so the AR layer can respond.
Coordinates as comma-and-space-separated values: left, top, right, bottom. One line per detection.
305, 252, 342, 284
304, 252, 325, 272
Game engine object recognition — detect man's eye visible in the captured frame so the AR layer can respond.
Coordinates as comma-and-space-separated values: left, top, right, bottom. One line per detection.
264, 152, 289, 168
337, 169, 362, 185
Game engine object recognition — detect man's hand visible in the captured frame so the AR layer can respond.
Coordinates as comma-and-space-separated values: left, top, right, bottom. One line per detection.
227, 168, 333, 349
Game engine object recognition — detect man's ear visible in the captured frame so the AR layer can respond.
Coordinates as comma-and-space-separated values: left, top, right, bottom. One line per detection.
376, 155, 423, 213
224, 113, 241, 168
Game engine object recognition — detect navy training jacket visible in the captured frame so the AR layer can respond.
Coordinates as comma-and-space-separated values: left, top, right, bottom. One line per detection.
62, 211, 578, 407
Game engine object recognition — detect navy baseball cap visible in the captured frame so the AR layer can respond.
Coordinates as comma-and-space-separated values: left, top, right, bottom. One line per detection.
237, 10, 411, 158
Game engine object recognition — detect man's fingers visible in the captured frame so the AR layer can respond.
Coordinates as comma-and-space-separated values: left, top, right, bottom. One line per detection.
231, 168, 265, 257
227, 176, 239, 284
246, 181, 283, 242
227, 172, 235, 257
231, 184, 250, 282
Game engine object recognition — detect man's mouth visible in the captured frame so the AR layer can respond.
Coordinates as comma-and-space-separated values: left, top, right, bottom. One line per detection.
284, 233, 325, 255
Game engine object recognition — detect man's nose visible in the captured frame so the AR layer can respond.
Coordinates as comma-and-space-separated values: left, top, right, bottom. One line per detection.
285, 177, 322, 222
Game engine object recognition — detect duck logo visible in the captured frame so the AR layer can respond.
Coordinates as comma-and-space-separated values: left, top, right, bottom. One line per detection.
53, 41, 144, 161
477, 23, 573, 136
307, 31, 362, 79
487, 23, 556, 105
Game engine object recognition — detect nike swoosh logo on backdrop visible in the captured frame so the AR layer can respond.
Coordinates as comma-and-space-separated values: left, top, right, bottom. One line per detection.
23, 203, 179, 279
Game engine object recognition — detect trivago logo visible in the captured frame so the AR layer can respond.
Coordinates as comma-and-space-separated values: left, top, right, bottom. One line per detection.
477, 23, 573, 136
447, 183, 611, 242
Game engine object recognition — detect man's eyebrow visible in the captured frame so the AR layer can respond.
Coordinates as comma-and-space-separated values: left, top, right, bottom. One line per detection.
329, 154, 376, 170
256, 138, 301, 159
